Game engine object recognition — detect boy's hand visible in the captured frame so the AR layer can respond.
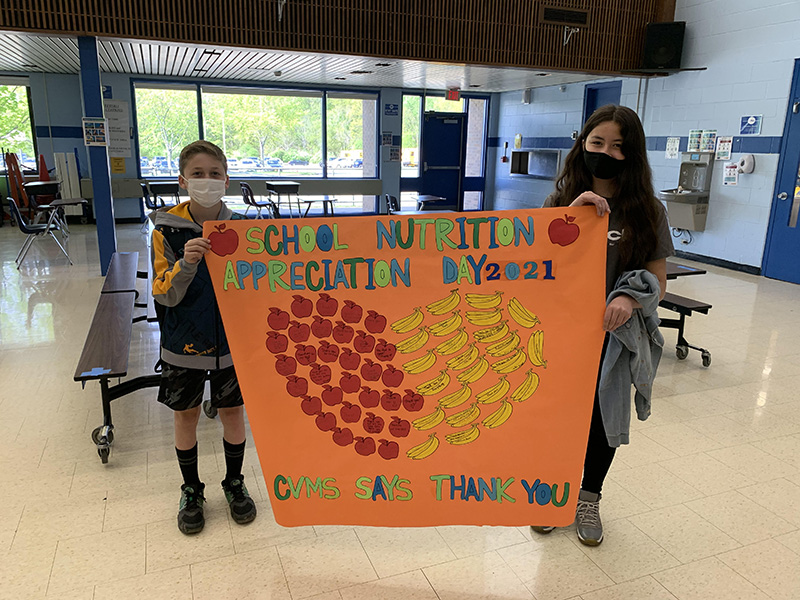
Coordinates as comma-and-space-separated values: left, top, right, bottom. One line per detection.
183, 237, 211, 264
570, 191, 610, 217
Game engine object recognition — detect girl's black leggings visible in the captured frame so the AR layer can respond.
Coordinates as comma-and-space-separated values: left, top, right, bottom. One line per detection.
581, 335, 616, 495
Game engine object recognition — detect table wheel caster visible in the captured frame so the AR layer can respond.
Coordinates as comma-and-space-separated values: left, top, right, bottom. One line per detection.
203, 399, 218, 419
91, 425, 114, 464
701, 350, 711, 368
675, 345, 689, 360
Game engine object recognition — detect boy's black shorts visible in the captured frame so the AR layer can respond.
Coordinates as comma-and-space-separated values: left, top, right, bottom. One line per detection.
158, 362, 243, 411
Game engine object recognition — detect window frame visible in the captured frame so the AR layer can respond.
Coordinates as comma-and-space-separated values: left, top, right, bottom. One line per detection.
0, 77, 39, 174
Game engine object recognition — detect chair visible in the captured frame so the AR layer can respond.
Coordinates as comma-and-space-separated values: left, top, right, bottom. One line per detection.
385, 194, 400, 214
241, 182, 280, 219
140, 183, 165, 232
8, 198, 71, 268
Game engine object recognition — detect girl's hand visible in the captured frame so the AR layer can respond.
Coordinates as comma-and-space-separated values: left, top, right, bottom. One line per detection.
183, 237, 211, 264
603, 294, 639, 331
570, 191, 610, 217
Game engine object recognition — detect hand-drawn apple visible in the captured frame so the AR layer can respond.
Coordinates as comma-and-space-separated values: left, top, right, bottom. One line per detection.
360, 358, 382, 382
341, 300, 363, 324
317, 340, 339, 363
291, 295, 313, 318
339, 401, 362, 423
315, 411, 336, 432
274, 354, 297, 376
288, 320, 311, 343
339, 372, 362, 394
267, 307, 290, 330
402, 389, 424, 412
354, 331, 376, 353
378, 439, 400, 460
266, 331, 289, 354
381, 364, 404, 388
374, 339, 397, 362
332, 427, 353, 446
354, 436, 376, 456
338, 347, 361, 371
388, 416, 411, 437
364, 310, 387, 334
209, 223, 239, 256
316, 293, 338, 317
548, 214, 580, 246
363, 412, 385, 434
300, 394, 322, 416
380, 389, 402, 411
286, 375, 308, 398
321, 385, 344, 406
294, 343, 317, 366
358, 386, 380, 408
332, 321, 355, 344
309, 362, 332, 385
311, 315, 333, 339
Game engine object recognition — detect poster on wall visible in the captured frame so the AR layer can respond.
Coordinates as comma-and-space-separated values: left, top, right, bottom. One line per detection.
665, 137, 680, 159
389, 146, 401, 162
715, 136, 733, 161
203, 208, 608, 526
700, 130, 717, 152
82, 118, 107, 146
723, 163, 739, 186
687, 129, 702, 152
103, 99, 132, 158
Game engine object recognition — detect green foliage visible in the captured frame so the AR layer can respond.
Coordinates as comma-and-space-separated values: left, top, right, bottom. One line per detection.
0, 85, 35, 157
134, 88, 199, 163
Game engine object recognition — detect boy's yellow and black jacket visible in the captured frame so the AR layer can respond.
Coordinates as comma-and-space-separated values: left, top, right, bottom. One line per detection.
150, 201, 245, 370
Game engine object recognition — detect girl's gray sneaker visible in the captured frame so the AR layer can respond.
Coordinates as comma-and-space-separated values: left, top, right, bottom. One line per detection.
576, 489, 603, 546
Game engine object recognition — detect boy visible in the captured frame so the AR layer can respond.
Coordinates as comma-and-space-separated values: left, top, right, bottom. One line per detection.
151, 140, 256, 534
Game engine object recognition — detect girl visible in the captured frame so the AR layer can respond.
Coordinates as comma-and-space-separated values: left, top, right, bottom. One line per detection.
533, 104, 674, 545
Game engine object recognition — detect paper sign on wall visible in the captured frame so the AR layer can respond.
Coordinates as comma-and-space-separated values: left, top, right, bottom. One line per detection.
204, 209, 607, 526
82, 118, 107, 146
715, 136, 733, 161
723, 163, 739, 186
103, 99, 132, 158
665, 137, 680, 159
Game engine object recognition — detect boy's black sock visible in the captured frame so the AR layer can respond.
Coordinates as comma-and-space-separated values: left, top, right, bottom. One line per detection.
223, 438, 246, 483
176, 444, 201, 486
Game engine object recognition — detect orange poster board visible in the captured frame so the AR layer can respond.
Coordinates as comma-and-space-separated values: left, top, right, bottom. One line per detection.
204, 207, 607, 527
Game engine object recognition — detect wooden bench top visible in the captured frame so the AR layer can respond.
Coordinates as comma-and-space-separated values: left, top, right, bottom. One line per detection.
101, 251, 139, 294
660, 292, 712, 313
74, 291, 136, 381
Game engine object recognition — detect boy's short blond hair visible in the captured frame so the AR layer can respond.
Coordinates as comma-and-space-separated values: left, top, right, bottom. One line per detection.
179, 140, 228, 175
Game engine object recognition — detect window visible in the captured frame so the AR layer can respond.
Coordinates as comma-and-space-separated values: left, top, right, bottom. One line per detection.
134, 84, 199, 177
424, 95, 465, 113
326, 92, 378, 178
0, 79, 36, 170
202, 87, 323, 176
401, 95, 421, 178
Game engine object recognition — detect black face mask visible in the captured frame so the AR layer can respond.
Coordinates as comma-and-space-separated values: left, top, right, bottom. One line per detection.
583, 150, 626, 180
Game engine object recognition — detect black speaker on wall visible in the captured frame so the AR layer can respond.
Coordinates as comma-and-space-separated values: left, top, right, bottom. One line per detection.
641, 21, 686, 70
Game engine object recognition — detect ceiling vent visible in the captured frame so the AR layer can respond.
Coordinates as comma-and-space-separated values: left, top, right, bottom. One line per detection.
538, 6, 590, 28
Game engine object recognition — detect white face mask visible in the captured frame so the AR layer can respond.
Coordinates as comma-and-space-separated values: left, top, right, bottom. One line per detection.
186, 178, 226, 208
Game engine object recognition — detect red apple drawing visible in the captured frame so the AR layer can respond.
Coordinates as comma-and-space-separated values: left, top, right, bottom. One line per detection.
266, 331, 289, 354
332, 427, 353, 446
363, 412, 385, 434
311, 315, 333, 339
339, 347, 361, 371
321, 385, 344, 406
291, 295, 313, 318
288, 320, 311, 343
360, 358, 383, 382
267, 307, 290, 330
332, 321, 354, 344
548, 214, 580, 246
315, 411, 337, 432
309, 362, 332, 385
286, 375, 308, 398
339, 372, 362, 394
300, 394, 322, 416
380, 389, 402, 411
274, 354, 297, 376
354, 331, 376, 354
341, 300, 363, 323
340, 401, 362, 423
354, 436, 376, 456
402, 389, 424, 412
378, 439, 400, 460
374, 339, 397, 362
318, 340, 340, 363
209, 223, 239, 256
294, 344, 317, 366
359, 386, 380, 408
381, 365, 404, 388
316, 293, 338, 316
388, 416, 411, 438
364, 310, 387, 334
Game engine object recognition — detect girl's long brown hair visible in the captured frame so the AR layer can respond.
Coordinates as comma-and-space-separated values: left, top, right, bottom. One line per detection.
551, 105, 661, 271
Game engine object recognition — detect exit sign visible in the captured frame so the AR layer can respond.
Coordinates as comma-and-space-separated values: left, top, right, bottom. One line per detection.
446, 88, 460, 101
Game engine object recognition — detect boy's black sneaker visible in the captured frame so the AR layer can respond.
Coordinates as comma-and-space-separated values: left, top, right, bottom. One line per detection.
221, 477, 257, 524
178, 482, 206, 535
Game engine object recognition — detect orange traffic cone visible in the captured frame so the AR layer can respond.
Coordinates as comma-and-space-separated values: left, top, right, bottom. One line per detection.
38, 154, 50, 181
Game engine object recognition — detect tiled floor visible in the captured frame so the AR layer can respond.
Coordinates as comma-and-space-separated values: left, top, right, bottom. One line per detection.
1, 222, 799, 600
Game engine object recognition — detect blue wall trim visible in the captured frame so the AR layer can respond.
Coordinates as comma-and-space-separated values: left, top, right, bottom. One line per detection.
489, 135, 784, 154
35, 126, 84, 139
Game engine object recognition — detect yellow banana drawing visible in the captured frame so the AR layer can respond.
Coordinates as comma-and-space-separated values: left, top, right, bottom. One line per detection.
486, 330, 521, 357
464, 308, 503, 326
482, 399, 513, 429
491, 347, 527, 375
406, 433, 440, 459
416, 369, 451, 396
446, 343, 479, 371
464, 291, 503, 309
438, 384, 472, 409
510, 369, 540, 402
433, 327, 468, 356
428, 310, 463, 337
445, 424, 481, 445
457, 355, 489, 384
527, 330, 547, 367
507, 298, 541, 329
473, 320, 510, 343
412, 405, 446, 430
446, 402, 481, 427
475, 375, 510, 404
426, 289, 461, 315
396, 327, 430, 354
402, 349, 437, 375
391, 307, 425, 334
